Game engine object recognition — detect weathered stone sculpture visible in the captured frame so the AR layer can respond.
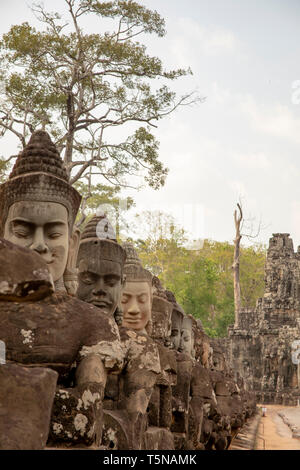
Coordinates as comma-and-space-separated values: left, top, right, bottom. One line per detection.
0, 237, 124, 448
151, 276, 173, 347
191, 319, 236, 450
77, 215, 125, 323
0, 237, 54, 301
0, 130, 81, 294
117, 243, 161, 448
228, 233, 300, 406
0, 129, 257, 451
0, 364, 58, 450
166, 292, 193, 449
145, 276, 176, 450
76, 227, 160, 449
121, 243, 154, 334
0, 238, 58, 450
0, 132, 125, 448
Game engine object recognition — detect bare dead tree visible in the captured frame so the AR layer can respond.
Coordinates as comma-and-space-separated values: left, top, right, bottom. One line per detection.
233, 203, 242, 327
232, 201, 263, 327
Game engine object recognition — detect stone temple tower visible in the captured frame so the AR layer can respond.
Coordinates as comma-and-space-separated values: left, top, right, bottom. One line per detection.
228, 233, 300, 405
264, 234, 300, 309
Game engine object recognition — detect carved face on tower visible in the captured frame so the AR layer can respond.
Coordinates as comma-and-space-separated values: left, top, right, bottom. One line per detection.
0, 131, 81, 290
76, 216, 126, 319
121, 243, 153, 334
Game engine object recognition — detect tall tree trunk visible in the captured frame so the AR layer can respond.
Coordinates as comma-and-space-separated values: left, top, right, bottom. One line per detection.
233, 203, 242, 327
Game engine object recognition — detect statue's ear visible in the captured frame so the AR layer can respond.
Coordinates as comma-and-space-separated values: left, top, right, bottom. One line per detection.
67, 228, 81, 270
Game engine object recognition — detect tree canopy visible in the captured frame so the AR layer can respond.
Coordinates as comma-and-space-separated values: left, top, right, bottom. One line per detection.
0, 0, 197, 190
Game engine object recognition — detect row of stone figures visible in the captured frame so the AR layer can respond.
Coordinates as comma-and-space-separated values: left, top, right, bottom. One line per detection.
0, 131, 256, 450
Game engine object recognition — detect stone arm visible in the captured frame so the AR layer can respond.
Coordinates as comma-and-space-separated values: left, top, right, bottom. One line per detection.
49, 314, 124, 447
118, 328, 161, 417
49, 355, 111, 447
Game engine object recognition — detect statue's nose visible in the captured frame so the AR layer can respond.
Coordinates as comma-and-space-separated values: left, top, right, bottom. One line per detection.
31, 228, 48, 254
127, 298, 140, 315
93, 278, 106, 295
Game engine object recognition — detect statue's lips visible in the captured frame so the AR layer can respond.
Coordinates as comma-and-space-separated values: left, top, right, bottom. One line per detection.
123, 317, 142, 323
91, 299, 112, 309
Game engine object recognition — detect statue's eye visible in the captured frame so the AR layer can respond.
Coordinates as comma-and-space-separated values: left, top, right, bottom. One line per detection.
105, 276, 119, 287
49, 232, 62, 239
11, 222, 32, 239
80, 273, 94, 285
13, 229, 30, 238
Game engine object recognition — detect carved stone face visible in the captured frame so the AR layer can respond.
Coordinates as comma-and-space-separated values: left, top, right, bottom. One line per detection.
4, 201, 70, 283
121, 281, 152, 332
179, 325, 194, 356
170, 310, 183, 351
77, 259, 122, 317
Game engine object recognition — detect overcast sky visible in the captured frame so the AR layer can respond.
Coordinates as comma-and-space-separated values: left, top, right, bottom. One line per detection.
1, 1, 300, 248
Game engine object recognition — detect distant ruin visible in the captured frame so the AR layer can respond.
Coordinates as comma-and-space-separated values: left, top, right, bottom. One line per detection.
228, 233, 300, 405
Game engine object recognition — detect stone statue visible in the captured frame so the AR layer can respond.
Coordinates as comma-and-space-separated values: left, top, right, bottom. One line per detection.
113, 243, 161, 449
0, 132, 125, 448
0, 238, 58, 450
76, 228, 160, 449
146, 276, 177, 450
0, 130, 81, 294
121, 243, 154, 335
165, 292, 193, 449
76, 215, 125, 324
0, 238, 125, 448
179, 315, 195, 358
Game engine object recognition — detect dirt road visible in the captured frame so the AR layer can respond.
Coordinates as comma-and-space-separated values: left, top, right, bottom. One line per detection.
256, 404, 300, 450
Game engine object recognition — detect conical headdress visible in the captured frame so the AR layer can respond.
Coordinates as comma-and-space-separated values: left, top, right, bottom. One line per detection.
77, 215, 126, 270
122, 242, 152, 284
0, 131, 81, 235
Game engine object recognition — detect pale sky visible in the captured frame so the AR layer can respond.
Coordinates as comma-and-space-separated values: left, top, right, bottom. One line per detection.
1, 1, 300, 248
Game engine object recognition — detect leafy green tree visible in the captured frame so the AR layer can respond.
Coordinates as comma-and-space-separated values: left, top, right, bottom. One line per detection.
0, 157, 11, 183
134, 211, 190, 286
240, 243, 266, 308
179, 255, 221, 337
0, 0, 197, 190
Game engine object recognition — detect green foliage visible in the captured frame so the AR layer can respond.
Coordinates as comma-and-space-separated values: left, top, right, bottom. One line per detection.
239, 244, 266, 308
0, 0, 195, 190
0, 157, 11, 183
134, 212, 266, 338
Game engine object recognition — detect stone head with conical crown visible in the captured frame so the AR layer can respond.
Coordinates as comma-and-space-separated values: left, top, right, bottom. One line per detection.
0, 131, 81, 292
76, 214, 126, 322
121, 242, 153, 334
